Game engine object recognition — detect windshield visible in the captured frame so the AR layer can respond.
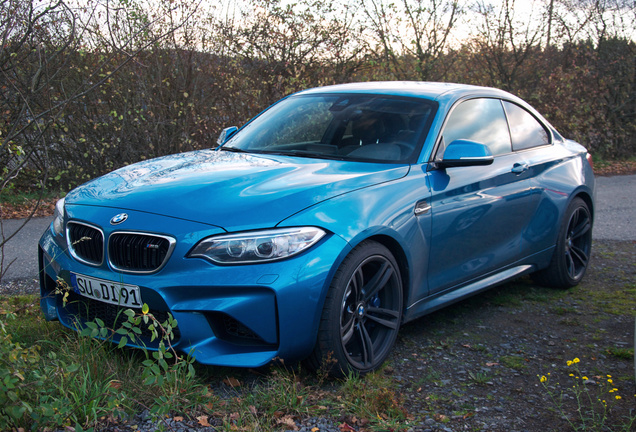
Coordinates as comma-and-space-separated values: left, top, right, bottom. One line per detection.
222, 94, 437, 163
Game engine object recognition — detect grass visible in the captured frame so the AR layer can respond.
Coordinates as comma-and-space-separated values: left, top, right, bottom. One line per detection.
605, 346, 634, 361
468, 371, 492, 385
0, 295, 418, 431
499, 355, 527, 370
0, 295, 209, 430
572, 284, 636, 317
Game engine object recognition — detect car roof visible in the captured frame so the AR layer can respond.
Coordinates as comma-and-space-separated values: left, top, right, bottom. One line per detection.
296, 81, 516, 104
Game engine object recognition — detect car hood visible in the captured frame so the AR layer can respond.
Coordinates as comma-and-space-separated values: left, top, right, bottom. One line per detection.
65, 149, 410, 231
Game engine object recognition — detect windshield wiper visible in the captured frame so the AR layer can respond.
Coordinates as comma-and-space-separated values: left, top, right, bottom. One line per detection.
259, 149, 347, 161
219, 146, 248, 153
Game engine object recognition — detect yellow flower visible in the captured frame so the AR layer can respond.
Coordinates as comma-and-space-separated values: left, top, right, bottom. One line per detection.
615, 395, 622, 400
540, 375, 547, 383
607, 375, 612, 378
573, 358, 580, 363
567, 360, 573, 366
608, 379, 613, 384
582, 376, 588, 381
569, 373, 574, 377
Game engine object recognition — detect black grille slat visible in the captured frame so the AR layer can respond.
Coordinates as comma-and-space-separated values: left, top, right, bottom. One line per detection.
109, 233, 171, 272
68, 223, 104, 264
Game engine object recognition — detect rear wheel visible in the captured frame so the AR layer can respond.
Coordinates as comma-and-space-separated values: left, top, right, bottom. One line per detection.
307, 241, 403, 377
533, 197, 592, 288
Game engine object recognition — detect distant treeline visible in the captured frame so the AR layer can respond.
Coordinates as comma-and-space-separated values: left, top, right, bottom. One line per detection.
1, 0, 634, 192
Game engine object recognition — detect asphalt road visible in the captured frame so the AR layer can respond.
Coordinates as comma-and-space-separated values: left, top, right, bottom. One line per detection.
593, 175, 636, 241
1, 174, 635, 283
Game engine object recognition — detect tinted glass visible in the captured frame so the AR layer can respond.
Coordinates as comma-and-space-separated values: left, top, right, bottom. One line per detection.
503, 101, 550, 150
223, 94, 436, 162
442, 98, 511, 156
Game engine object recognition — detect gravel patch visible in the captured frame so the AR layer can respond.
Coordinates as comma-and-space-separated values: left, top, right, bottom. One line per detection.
0, 277, 39, 295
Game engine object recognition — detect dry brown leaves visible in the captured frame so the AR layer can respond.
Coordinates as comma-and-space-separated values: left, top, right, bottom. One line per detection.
1, 197, 58, 219
594, 160, 636, 176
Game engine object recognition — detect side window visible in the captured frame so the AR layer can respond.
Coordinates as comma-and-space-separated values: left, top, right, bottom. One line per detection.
441, 98, 512, 157
503, 101, 550, 151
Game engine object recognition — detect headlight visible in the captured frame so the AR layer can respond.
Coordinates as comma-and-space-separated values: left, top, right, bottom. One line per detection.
188, 227, 326, 264
52, 198, 65, 235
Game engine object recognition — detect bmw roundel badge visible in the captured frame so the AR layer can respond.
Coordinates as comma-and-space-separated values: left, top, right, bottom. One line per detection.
110, 213, 128, 225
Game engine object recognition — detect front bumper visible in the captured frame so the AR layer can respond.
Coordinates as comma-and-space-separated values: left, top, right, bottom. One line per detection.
38, 210, 349, 368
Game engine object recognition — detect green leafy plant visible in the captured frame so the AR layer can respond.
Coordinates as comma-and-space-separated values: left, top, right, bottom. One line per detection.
468, 371, 492, 385
0, 311, 125, 429
0, 293, 204, 430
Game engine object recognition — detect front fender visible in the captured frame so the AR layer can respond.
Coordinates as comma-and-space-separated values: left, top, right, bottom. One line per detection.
278, 168, 432, 316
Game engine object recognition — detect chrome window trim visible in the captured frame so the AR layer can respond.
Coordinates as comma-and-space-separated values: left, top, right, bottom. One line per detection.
430, 96, 557, 164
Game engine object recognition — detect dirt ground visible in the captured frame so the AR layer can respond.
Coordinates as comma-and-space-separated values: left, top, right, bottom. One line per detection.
384, 239, 636, 431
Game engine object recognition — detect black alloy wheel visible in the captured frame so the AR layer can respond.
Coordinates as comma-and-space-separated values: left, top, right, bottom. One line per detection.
533, 197, 592, 288
307, 241, 403, 376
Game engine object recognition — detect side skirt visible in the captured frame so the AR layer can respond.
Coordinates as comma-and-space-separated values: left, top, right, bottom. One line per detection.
404, 264, 535, 323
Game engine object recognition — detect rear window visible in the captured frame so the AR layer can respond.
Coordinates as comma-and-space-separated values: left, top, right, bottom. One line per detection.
503, 101, 550, 151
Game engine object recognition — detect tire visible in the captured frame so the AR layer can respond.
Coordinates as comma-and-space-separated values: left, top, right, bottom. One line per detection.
533, 197, 592, 288
306, 241, 403, 377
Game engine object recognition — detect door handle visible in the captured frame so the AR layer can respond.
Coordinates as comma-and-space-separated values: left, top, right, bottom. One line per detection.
511, 163, 529, 174
414, 200, 431, 216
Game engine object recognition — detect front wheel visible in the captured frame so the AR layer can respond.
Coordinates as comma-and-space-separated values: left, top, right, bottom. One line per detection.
533, 197, 592, 288
307, 241, 403, 377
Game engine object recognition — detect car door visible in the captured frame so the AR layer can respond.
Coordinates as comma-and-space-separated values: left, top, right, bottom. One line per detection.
426, 97, 544, 295
501, 100, 561, 255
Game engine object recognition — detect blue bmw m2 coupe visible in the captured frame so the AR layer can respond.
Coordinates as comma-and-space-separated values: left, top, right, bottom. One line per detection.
39, 82, 595, 376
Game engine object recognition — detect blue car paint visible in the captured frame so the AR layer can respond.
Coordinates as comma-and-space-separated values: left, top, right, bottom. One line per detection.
38, 82, 595, 368
64, 150, 410, 232
39, 207, 352, 366
279, 148, 593, 324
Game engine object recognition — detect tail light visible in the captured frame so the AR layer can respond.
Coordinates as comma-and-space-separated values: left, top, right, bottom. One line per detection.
586, 153, 594, 171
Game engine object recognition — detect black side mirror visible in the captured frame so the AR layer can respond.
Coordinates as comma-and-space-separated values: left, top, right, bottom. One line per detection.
438, 139, 494, 168
217, 126, 238, 146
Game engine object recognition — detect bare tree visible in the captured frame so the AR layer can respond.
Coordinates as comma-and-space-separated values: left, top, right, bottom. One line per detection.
0, 0, 190, 282
211, 0, 362, 124
548, 0, 635, 45
467, 0, 544, 91
362, 0, 462, 81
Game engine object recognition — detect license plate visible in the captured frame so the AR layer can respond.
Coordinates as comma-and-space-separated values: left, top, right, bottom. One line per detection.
71, 273, 143, 308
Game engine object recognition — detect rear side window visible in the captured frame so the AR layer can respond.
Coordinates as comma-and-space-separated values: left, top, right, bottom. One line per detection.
441, 98, 512, 156
503, 101, 550, 151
